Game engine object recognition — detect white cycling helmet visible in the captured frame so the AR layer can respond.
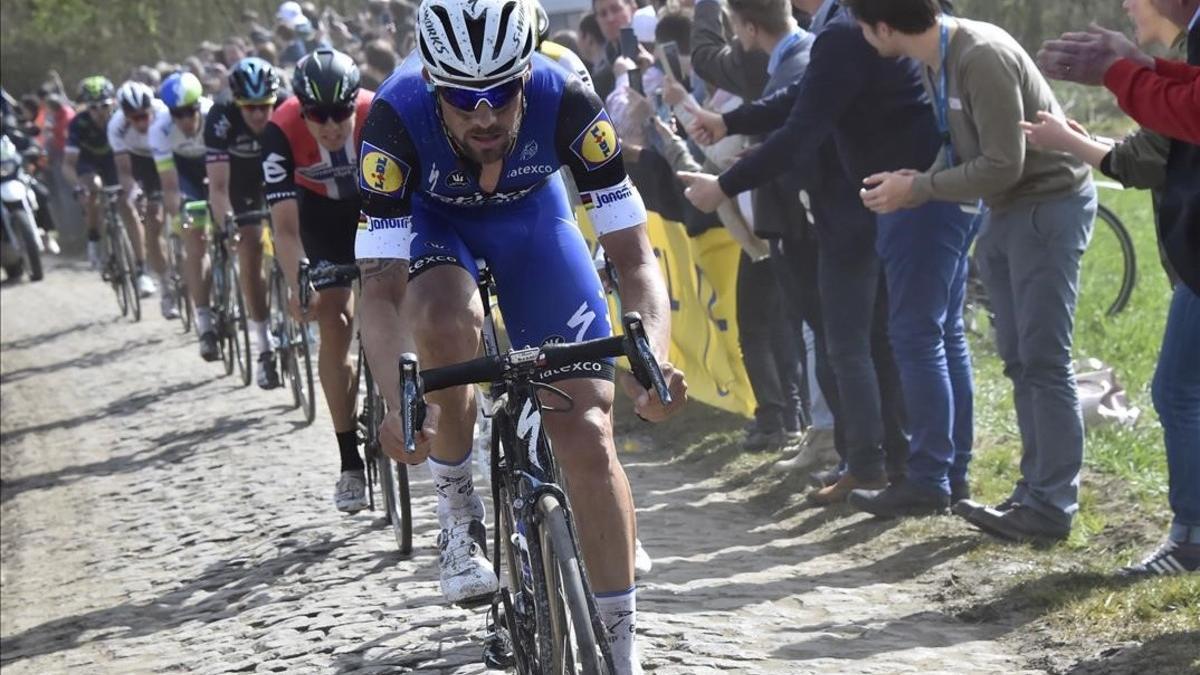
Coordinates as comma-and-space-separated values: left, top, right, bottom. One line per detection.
116, 80, 155, 112
416, 0, 536, 89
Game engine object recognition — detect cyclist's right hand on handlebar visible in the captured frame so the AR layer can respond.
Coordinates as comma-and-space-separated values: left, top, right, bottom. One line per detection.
380, 403, 440, 465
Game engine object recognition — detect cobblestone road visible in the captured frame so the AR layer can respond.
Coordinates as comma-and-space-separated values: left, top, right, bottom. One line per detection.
1, 261, 1036, 674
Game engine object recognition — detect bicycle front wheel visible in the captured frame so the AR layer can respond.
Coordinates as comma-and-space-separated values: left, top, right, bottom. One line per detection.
116, 225, 141, 322
538, 494, 610, 675
228, 260, 253, 387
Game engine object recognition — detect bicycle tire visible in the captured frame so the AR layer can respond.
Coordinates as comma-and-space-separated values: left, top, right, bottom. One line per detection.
116, 225, 141, 322
11, 209, 44, 282
104, 227, 129, 317
214, 258, 235, 376
1094, 204, 1137, 317
171, 236, 193, 333
269, 265, 298, 408
362, 360, 413, 555
493, 414, 538, 674
538, 495, 610, 675
297, 315, 317, 424
228, 260, 253, 387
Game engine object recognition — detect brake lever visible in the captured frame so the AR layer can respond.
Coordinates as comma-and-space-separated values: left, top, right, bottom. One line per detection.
398, 352, 426, 454
622, 313, 672, 407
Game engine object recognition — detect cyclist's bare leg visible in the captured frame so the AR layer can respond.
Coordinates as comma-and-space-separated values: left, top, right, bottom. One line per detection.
119, 197, 146, 268
142, 198, 167, 277
83, 176, 102, 238
540, 379, 635, 593
314, 287, 357, 432
236, 225, 268, 322
406, 265, 484, 465
183, 227, 211, 309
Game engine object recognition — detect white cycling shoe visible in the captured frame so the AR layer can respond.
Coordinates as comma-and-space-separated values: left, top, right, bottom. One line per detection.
135, 273, 157, 298
334, 470, 369, 513
160, 291, 179, 319
438, 497, 499, 606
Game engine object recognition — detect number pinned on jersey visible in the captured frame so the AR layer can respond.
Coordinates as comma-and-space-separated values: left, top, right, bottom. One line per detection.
359, 141, 410, 197
570, 110, 620, 171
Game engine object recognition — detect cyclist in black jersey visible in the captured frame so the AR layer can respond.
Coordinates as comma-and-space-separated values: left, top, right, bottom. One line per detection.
200, 58, 283, 366
62, 76, 123, 269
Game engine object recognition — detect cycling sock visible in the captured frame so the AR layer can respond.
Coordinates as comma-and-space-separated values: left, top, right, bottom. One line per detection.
429, 452, 481, 527
596, 586, 638, 674
195, 307, 213, 335
338, 431, 364, 472
248, 319, 273, 355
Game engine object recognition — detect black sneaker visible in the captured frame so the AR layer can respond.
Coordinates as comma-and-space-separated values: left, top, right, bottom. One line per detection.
257, 350, 281, 390
743, 428, 786, 452
1120, 540, 1200, 576
963, 503, 1070, 545
950, 479, 971, 505
199, 331, 221, 362
848, 479, 950, 518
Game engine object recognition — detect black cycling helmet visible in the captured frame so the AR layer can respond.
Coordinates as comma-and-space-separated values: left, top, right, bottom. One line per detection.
229, 57, 280, 103
292, 48, 360, 108
78, 76, 116, 105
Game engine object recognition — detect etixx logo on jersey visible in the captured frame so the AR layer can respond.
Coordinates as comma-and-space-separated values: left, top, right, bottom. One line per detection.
359, 141, 409, 197
570, 110, 620, 171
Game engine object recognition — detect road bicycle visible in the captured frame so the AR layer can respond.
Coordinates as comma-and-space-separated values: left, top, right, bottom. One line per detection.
96, 185, 141, 322
263, 216, 318, 424
210, 213, 253, 385
299, 261, 411, 554
964, 190, 1136, 333
395, 260, 671, 674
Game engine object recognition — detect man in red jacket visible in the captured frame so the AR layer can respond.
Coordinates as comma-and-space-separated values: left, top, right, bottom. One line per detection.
1037, 0, 1200, 576
1038, 20, 1199, 144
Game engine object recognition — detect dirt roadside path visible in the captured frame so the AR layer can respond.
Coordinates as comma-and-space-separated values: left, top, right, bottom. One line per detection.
1, 260, 1038, 674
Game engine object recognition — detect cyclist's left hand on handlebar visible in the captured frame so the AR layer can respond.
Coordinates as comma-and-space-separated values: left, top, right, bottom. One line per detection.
379, 403, 440, 464
621, 362, 688, 422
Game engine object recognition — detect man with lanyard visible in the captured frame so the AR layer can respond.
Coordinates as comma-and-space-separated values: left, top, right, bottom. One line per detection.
204, 58, 283, 369
62, 77, 119, 270
110, 81, 172, 309
848, 0, 1096, 542
354, 1, 687, 671
261, 48, 375, 514
153, 72, 214, 354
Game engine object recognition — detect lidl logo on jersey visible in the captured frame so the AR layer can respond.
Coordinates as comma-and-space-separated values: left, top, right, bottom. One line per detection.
359, 141, 409, 197
570, 110, 620, 170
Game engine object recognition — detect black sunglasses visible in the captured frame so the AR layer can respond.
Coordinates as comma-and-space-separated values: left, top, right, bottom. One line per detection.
302, 104, 355, 124
170, 106, 199, 119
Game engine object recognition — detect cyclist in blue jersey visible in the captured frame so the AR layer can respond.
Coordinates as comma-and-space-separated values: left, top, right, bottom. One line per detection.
354, 0, 686, 671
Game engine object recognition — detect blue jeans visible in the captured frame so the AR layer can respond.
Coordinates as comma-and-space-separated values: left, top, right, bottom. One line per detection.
976, 185, 1097, 527
1155, 284, 1200, 545
877, 202, 978, 494
818, 244, 909, 482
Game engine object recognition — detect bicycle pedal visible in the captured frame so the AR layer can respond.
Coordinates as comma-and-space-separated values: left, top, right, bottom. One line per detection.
481, 631, 515, 669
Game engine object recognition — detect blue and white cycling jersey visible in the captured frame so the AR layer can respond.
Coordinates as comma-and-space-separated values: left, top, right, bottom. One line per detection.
355, 52, 647, 380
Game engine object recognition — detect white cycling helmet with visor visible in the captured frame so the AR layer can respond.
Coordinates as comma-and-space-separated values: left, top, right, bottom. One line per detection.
416, 0, 536, 93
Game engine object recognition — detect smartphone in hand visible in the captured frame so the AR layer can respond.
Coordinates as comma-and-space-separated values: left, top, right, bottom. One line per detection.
619, 27, 644, 95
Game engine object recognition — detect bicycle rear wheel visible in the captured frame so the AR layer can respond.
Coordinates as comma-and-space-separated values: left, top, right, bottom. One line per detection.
213, 259, 235, 376
170, 236, 193, 333
538, 495, 610, 675
270, 265, 300, 407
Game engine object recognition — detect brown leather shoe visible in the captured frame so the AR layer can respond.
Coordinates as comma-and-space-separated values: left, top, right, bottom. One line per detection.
807, 473, 888, 506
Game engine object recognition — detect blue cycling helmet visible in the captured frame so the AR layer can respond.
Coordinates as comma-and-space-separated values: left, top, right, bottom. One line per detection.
229, 57, 280, 103
159, 72, 204, 110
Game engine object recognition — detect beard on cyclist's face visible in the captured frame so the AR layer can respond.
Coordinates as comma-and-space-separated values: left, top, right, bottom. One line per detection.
438, 92, 523, 165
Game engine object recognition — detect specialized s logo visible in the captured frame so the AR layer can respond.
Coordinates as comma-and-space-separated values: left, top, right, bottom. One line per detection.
570, 110, 620, 170
359, 141, 409, 197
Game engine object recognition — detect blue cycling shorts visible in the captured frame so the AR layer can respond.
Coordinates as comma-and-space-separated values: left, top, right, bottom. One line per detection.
409, 175, 614, 382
